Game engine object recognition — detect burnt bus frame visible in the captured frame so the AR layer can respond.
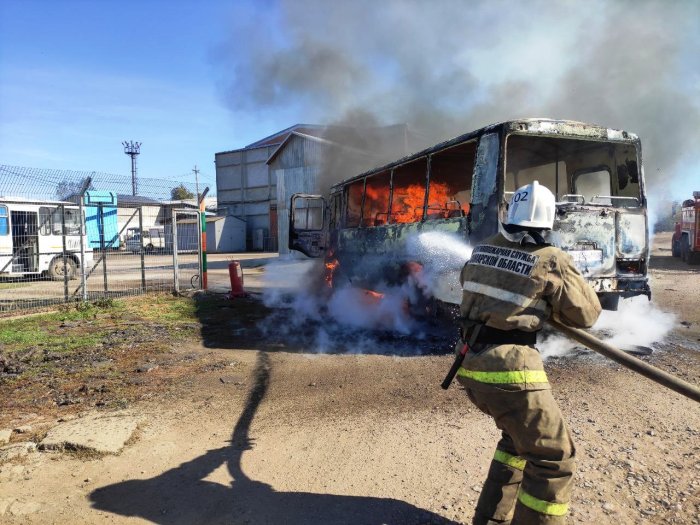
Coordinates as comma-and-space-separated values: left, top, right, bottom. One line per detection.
293, 119, 649, 306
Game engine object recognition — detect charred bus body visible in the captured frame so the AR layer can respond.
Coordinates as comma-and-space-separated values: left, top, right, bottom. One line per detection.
290, 119, 650, 310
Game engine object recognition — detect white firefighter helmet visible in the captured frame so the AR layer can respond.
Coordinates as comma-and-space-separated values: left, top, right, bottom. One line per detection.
504, 181, 555, 231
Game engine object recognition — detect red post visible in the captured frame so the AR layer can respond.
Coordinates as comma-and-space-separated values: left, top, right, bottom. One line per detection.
228, 261, 246, 298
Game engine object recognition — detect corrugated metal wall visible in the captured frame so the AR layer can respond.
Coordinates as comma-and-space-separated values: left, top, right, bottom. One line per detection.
216, 133, 329, 253
275, 166, 320, 255
215, 144, 277, 250
270, 134, 326, 255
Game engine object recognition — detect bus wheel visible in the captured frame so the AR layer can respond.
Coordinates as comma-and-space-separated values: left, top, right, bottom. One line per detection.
48, 257, 77, 281
680, 236, 689, 263
671, 239, 681, 257
145, 244, 155, 253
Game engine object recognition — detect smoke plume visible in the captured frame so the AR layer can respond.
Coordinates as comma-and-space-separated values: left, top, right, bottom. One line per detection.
219, 0, 700, 202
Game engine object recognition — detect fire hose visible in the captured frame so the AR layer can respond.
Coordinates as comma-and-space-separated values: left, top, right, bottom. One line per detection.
442, 320, 700, 403
548, 318, 700, 403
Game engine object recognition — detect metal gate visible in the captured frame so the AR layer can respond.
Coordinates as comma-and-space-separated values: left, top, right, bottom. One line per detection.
171, 209, 202, 293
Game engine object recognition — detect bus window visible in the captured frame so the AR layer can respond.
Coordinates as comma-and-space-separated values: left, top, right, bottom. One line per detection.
329, 192, 342, 230
505, 134, 641, 206
574, 169, 612, 205
0, 205, 9, 235
64, 209, 81, 235
391, 157, 427, 224
293, 198, 324, 230
428, 141, 476, 219
345, 179, 364, 228
48, 207, 82, 236
505, 161, 567, 200
361, 170, 391, 227
614, 144, 641, 206
39, 207, 52, 235
50, 208, 62, 235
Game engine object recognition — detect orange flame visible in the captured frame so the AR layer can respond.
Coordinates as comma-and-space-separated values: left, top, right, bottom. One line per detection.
363, 184, 391, 226
324, 257, 340, 288
426, 181, 470, 218
391, 184, 426, 223
363, 289, 385, 300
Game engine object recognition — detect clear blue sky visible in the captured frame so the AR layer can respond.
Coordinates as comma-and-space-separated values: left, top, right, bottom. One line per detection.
0, 0, 282, 190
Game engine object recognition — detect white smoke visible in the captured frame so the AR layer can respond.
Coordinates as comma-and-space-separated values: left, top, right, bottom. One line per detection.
539, 296, 676, 358
260, 256, 427, 339
260, 232, 676, 358
407, 231, 474, 273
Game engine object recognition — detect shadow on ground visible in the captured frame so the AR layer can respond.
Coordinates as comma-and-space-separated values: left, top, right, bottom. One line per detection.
649, 253, 700, 272
89, 352, 458, 525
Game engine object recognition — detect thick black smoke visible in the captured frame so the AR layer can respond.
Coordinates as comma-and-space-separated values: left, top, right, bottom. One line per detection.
218, 0, 700, 202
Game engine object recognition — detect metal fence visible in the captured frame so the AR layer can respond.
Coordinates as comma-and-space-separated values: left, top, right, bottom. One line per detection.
0, 165, 211, 313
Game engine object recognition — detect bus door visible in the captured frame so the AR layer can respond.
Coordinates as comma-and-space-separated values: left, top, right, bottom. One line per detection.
289, 194, 327, 257
10, 210, 39, 273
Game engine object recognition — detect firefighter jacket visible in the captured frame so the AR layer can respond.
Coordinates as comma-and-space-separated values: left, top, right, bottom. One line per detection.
457, 233, 602, 392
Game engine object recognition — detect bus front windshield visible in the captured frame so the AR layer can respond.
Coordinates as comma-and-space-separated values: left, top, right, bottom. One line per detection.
504, 135, 641, 207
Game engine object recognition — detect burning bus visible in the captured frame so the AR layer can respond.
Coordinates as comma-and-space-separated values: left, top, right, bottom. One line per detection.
289, 119, 649, 311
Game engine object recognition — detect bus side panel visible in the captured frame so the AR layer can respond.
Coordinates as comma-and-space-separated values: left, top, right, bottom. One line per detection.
335, 218, 470, 304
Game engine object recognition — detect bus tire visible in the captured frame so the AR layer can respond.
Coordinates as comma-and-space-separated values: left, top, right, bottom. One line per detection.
48, 256, 77, 281
680, 235, 689, 263
145, 243, 154, 253
671, 239, 681, 257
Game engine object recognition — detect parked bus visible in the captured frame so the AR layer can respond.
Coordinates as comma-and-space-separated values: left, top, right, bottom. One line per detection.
0, 198, 93, 280
289, 118, 649, 310
125, 226, 166, 252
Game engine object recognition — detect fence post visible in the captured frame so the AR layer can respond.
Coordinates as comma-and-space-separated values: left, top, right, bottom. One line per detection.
78, 194, 88, 301
99, 204, 107, 294
61, 204, 69, 303
138, 206, 146, 292
198, 187, 209, 290
197, 211, 204, 290
172, 209, 179, 293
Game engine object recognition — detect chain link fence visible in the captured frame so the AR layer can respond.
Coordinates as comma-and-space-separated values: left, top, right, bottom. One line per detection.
0, 165, 210, 313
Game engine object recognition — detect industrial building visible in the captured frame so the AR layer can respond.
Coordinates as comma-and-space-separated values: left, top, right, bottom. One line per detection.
215, 123, 423, 254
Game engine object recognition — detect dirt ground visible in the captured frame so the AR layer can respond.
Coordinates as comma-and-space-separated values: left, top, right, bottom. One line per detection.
1, 232, 699, 525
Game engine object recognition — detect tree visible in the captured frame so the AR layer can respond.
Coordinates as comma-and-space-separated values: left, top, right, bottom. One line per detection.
171, 184, 195, 200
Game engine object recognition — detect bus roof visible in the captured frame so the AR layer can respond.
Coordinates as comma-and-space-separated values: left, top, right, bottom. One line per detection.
0, 197, 75, 206
331, 118, 640, 191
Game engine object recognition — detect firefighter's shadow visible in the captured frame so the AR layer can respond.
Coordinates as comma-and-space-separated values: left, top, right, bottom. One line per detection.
89, 352, 458, 525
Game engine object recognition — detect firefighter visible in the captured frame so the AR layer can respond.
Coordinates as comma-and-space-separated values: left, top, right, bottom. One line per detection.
456, 181, 601, 524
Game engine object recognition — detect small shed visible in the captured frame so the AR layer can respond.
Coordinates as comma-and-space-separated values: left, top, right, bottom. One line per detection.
206, 216, 246, 253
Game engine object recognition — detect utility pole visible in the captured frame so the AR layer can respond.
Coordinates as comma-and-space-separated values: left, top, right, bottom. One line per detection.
193, 165, 200, 201
123, 141, 142, 196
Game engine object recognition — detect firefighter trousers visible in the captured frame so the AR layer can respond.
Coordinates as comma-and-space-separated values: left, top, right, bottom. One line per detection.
463, 387, 576, 525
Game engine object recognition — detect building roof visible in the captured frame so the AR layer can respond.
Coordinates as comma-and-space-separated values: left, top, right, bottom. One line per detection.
265, 131, 378, 166
117, 194, 161, 206
245, 124, 327, 148
215, 124, 326, 156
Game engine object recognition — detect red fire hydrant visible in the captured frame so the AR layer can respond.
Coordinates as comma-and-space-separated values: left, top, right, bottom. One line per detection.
227, 261, 247, 298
